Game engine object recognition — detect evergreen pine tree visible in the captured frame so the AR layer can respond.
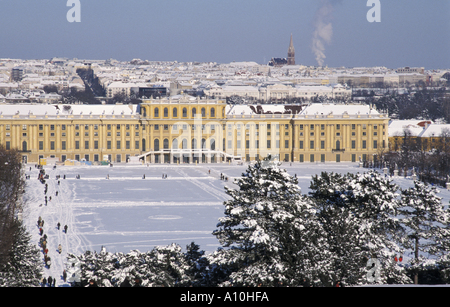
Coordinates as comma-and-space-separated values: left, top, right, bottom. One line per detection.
212, 157, 328, 286
399, 181, 449, 284
185, 242, 210, 286
0, 222, 43, 287
309, 170, 410, 285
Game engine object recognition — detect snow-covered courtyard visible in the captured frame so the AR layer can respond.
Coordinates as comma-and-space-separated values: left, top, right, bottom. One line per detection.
21, 162, 450, 286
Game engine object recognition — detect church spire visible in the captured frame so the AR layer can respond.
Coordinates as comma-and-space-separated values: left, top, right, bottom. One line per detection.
287, 33, 295, 65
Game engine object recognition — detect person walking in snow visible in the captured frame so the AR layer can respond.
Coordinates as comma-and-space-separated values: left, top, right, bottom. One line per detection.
58, 244, 62, 254
63, 270, 67, 282
48, 276, 53, 286
57, 222, 60, 230
64, 225, 68, 233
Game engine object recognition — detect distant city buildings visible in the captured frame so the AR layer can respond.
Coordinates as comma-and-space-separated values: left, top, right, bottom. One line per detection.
0, 46, 449, 166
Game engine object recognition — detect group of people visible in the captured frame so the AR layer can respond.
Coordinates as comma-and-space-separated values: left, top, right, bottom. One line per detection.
37, 216, 53, 270
219, 173, 229, 182
34, 166, 69, 287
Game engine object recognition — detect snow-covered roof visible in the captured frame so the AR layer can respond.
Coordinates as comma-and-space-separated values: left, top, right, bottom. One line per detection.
419, 124, 450, 138
300, 103, 379, 116
388, 120, 431, 137
0, 104, 138, 116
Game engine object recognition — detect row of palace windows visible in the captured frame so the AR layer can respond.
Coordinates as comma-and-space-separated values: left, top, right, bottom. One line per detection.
142, 107, 217, 118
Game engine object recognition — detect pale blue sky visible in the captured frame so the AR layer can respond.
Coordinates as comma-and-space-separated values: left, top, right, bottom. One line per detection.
0, 0, 449, 69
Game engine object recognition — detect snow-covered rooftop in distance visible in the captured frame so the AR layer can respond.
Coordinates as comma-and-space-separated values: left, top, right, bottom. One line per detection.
419, 124, 450, 137
299, 103, 379, 116
388, 119, 432, 137
0, 103, 138, 116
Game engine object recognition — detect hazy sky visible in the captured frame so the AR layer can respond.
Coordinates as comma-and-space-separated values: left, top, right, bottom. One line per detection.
1, 0, 449, 69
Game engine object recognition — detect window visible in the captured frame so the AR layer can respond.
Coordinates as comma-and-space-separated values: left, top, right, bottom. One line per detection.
352, 124, 356, 130
154, 108, 159, 117
107, 141, 111, 149
299, 124, 303, 130
50, 141, 55, 150
352, 140, 356, 149
75, 141, 80, 150
173, 108, 178, 117
336, 124, 340, 130
310, 124, 314, 130
94, 140, 98, 150
39, 141, 44, 150
299, 154, 304, 163
6, 124, 11, 130
183, 108, 188, 117
310, 154, 315, 163
62, 124, 66, 130
201, 108, 206, 117
154, 124, 159, 131
85, 141, 89, 150
299, 140, 303, 149
321, 154, 325, 162
22, 124, 27, 130
75, 124, 79, 130
362, 140, 367, 149
285, 140, 289, 149
310, 140, 314, 149
373, 140, 378, 149
321, 140, 325, 149
210, 108, 215, 117
62, 141, 66, 150
126, 141, 130, 149
50, 125, 55, 130
164, 108, 168, 117
135, 140, 139, 149
321, 124, 325, 130
267, 140, 271, 149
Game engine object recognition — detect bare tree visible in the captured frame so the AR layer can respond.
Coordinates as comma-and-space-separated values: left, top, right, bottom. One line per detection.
0, 145, 25, 267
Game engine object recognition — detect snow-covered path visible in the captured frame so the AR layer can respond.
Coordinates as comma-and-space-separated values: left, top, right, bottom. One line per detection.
21, 162, 450, 287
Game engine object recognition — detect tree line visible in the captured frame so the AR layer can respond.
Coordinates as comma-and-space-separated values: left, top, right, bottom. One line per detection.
0, 145, 42, 286
64, 158, 450, 287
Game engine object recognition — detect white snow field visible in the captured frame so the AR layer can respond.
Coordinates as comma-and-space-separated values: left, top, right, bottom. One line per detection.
21, 162, 450, 286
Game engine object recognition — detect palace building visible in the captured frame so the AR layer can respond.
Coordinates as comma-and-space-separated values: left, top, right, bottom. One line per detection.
0, 96, 389, 165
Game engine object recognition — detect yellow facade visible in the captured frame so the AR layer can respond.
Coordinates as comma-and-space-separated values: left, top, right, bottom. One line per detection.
0, 98, 389, 164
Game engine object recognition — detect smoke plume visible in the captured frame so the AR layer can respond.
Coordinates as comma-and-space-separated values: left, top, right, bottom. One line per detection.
311, 0, 338, 67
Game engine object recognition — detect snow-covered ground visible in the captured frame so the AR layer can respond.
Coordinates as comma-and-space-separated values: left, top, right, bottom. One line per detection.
21, 162, 450, 287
